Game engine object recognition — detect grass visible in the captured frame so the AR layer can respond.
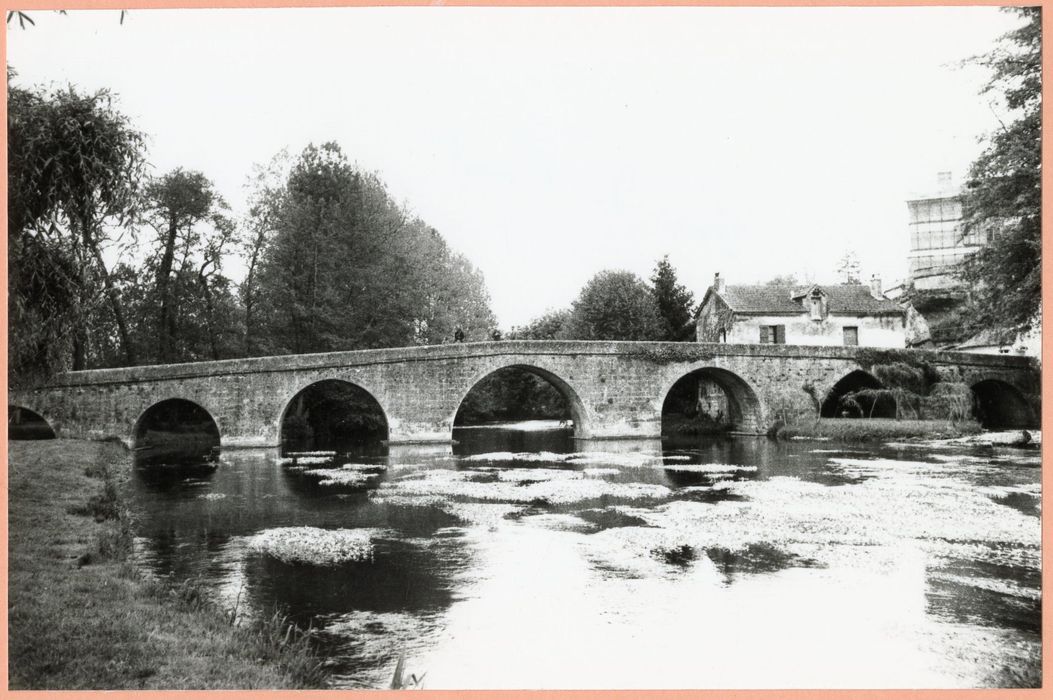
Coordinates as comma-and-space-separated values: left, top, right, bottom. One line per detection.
8, 438, 328, 689
775, 418, 983, 443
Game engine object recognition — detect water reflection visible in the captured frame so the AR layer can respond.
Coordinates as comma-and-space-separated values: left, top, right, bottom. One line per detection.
127, 422, 1042, 689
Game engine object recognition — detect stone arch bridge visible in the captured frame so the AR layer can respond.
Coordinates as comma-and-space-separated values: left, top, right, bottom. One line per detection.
9, 341, 1040, 448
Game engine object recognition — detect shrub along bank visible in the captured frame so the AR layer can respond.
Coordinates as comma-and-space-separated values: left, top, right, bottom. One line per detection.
8, 439, 326, 689
774, 417, 983, 443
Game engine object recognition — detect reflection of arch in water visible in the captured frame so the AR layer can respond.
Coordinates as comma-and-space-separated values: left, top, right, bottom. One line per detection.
8, 405, 56, 440
970, 379, 1037, 429
660, 367, 764, 434
820, 370, 896, 418
452, 364, 588, 438
133, 398, 221, 461
278, 379, 389, 450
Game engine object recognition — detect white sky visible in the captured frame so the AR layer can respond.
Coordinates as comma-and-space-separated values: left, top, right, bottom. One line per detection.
7, 7, 1021, 328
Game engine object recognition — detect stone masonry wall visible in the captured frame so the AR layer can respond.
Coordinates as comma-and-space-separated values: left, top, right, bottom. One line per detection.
10, 341, 1039, 446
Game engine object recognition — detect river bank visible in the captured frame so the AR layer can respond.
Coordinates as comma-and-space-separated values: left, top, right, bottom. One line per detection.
8, 439, 326, 690
773, 418, 985, 443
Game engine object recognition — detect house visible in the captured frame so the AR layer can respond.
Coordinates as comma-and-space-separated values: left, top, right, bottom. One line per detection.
695, 273, 906, 347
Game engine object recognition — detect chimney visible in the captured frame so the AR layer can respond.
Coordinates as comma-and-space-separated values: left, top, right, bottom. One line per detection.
714, 272, 726, 294
869, 274, 883, 300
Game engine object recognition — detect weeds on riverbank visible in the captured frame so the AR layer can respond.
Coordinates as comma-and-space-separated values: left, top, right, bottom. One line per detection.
9, 439, 330, 689
139, 576, 329, 687
775, 418, 982, 443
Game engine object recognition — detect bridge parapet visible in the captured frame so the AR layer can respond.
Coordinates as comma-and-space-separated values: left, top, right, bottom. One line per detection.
9, 341, 1040, 447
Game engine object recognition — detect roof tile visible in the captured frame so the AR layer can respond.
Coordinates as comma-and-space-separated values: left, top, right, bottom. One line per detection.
716, 284, 902, 315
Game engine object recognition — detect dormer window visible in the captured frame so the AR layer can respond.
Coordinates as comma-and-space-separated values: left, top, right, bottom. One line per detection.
807, 289, 827, 321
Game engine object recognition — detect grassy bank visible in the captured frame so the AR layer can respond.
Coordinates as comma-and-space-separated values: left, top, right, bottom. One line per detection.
8, 439, 326, 689
775, 418, 983, 443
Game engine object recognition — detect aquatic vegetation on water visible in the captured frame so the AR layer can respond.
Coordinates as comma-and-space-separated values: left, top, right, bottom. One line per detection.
279, 456, 335, 467
249, 527, 385, 566
663, 463, 758, 474
440, 503, 525, 529
302, 468, 378, 488
494, 469, 582, 483
380, 471, 671, 506
459, 451, 665, 468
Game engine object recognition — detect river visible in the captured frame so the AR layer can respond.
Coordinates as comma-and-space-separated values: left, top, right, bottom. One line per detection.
127, 422, 1041, 689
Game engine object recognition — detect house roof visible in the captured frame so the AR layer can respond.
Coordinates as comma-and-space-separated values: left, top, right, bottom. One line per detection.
707, 284, 903, 316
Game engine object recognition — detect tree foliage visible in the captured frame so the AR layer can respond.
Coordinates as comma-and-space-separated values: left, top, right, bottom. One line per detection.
650, 256, 696, 341
141, 169, 237, 363
251, 143, 495, 354
509, 309, 571, 340
8, 80, 147, 381
959, 7, 1042, 337
562, 270, 662, 341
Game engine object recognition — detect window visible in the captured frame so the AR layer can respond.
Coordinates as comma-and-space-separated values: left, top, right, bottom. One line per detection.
760, 325, 785, 344
843, 326, 859, 346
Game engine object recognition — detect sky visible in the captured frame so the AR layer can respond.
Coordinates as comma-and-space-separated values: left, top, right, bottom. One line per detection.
6, 6, 1023, 328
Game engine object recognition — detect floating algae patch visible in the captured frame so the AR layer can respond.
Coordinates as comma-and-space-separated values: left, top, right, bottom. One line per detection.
459, 451, 665, 469
394, 469, 495, 483
280, 455, 336, 467
494, 468, 583, 483
582, 467, 620, 477
565, 452, 665, 468
460, 451, 569, 463
302, 468, 380, 488
664, 463, 758, 474
249, 526, 388, 566
519, 512, 596, 533
441, 502, 525, 529
380, 471, 671, 506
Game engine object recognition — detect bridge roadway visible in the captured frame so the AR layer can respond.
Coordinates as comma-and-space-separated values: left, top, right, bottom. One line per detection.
8, 341, 1040, 448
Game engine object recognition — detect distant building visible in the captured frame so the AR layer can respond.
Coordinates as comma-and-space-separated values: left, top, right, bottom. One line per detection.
906, 171, 985, 292
695, 273, 906, 348
902, 171, 1039, 359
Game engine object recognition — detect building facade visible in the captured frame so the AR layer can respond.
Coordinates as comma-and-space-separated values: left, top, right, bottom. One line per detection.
696, 274, 906, 348
906, 171, 985, 292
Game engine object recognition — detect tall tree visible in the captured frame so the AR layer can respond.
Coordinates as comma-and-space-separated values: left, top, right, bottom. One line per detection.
959, 7, 1041, 337
253, 143, 496, 354
240, 150, 290, 355
836, 250, 862, 284
142, 169, 232, 362
8, 81, 146, 378
650, 256, 696, 341
562, 270, 663, 341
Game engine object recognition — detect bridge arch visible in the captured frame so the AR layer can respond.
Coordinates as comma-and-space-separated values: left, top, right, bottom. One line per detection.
658, 365, 764, 434
133, 397, 221, 457
970, 379, 1037, 429
451, 363, 590, 439
820, 370, 896, 418
9, 405, 57, 440
276, 378, 390, 449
